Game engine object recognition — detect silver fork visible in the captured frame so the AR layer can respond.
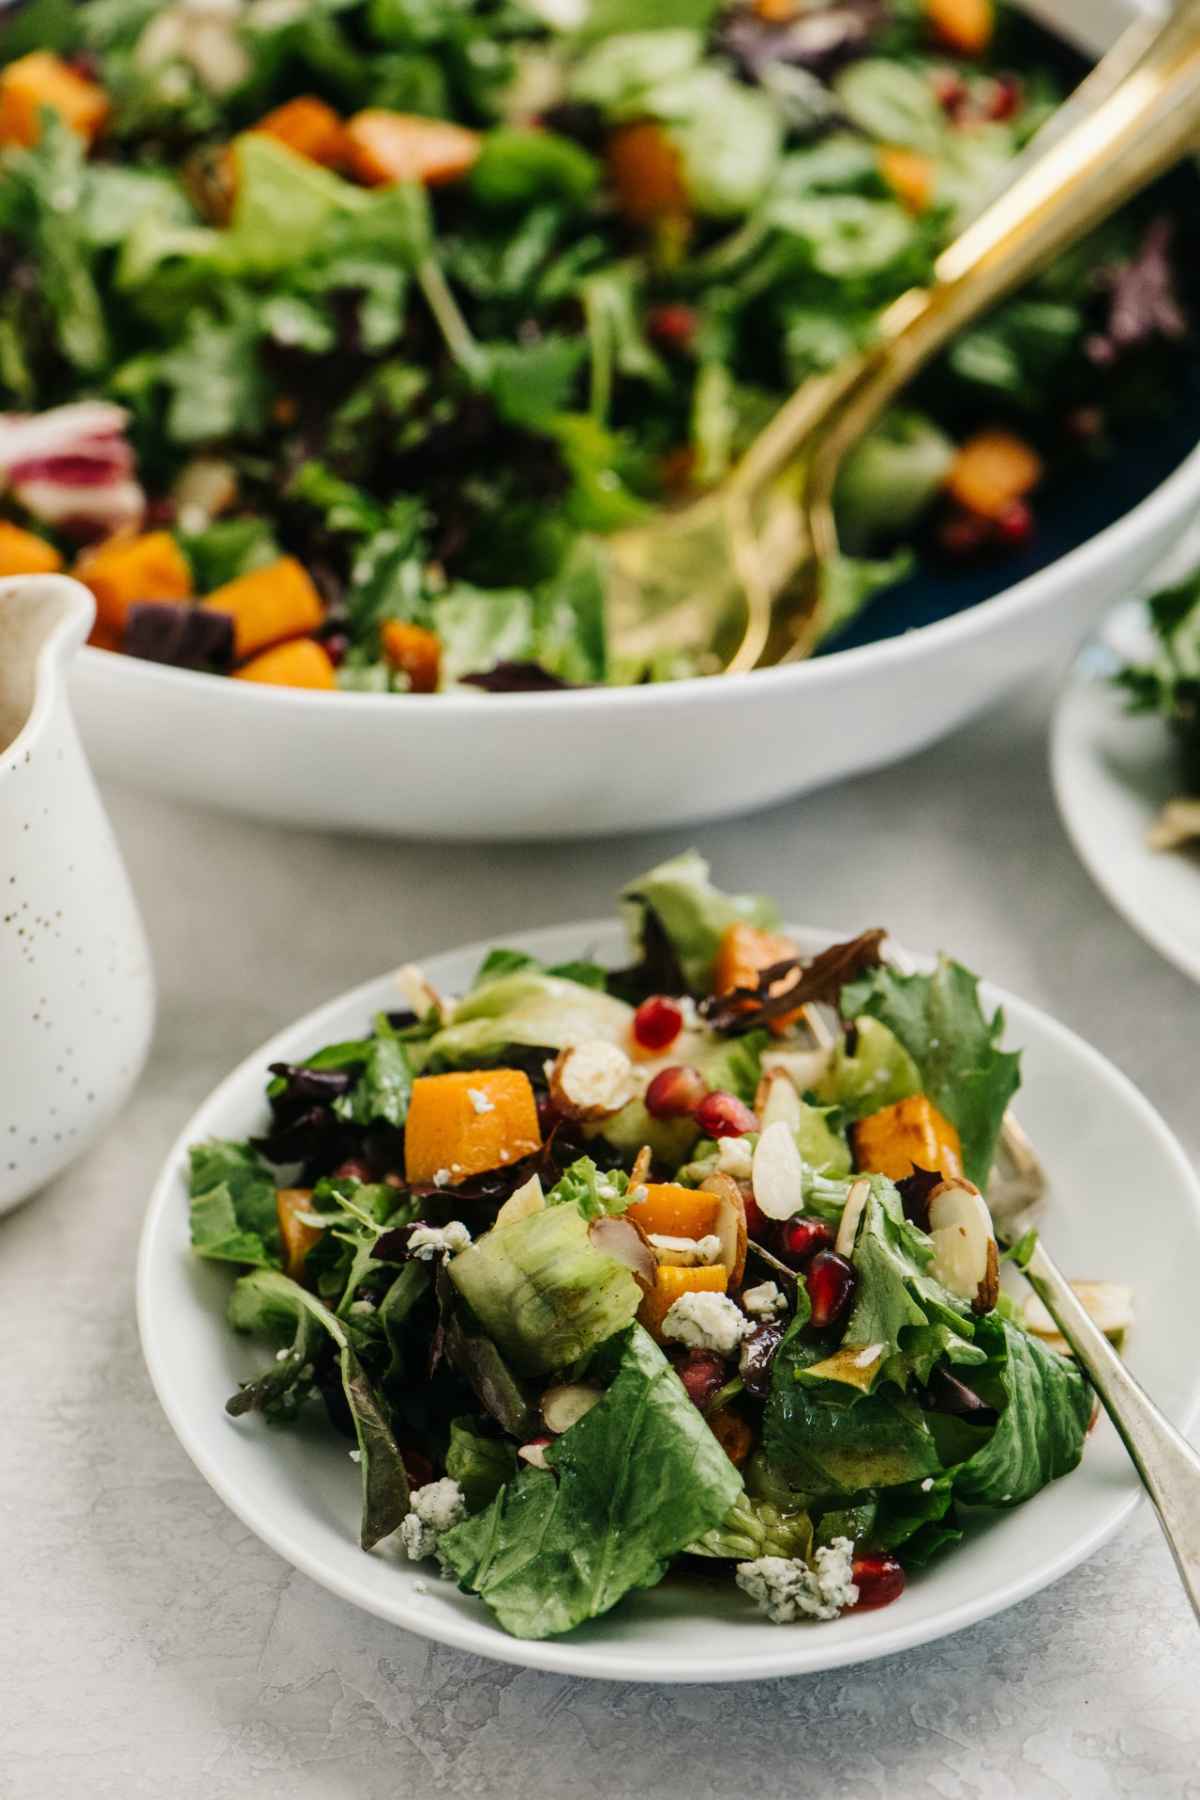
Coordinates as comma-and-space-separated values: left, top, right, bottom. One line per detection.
803, 955, 1200, 1623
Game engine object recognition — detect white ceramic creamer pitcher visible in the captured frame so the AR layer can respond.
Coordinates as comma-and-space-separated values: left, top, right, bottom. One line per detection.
0, 575, 154, 1215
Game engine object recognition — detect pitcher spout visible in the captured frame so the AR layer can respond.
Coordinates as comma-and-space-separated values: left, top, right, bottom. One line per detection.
0, 574, 95, 764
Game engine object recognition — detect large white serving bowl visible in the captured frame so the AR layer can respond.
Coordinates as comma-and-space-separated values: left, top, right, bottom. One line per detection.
73, 0, 1200, 842
138, 919, 1200, 1684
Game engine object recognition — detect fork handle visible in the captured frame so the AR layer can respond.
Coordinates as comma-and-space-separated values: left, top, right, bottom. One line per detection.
1020, 1239, 1200, 1624
791, 1, 1200, 493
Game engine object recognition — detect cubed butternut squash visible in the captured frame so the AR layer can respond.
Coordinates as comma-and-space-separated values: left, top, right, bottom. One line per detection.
0, 520, 62, 578
381, 619, 441, 693
627, 1182, 719, 1240
254, 95, 347, 169
606, 121, 689, 226
924, 0, 993, 56
404, 1069, 541, 1187
946, 429, 1042, 521
712, 920, 802, 1037
202, 556, 324, 660
344, 110, 481, 188
233, 638, 337, 690
879, 145, 935, 214
74, 530, 193, 636
638, 1262, 727, 1341
276, 1187, 323, 1280
852, 1094, 963, 1183
0, 51, 110, 149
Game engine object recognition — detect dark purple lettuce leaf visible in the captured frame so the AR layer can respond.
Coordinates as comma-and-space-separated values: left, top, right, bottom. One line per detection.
1088, 218, 1189, 366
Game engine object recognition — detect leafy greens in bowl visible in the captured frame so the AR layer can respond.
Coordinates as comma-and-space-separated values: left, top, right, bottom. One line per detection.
176, 851, 1107, 1645
0, 0, 1196, 696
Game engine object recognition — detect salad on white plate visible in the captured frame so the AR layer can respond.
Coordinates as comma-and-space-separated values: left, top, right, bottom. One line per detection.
181, 853, 1127, 1643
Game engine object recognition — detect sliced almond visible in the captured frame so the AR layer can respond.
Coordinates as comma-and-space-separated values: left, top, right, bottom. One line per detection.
588, 1214, 656, 1292
699, 1170, 748, 1288
550, 1041, 637, 1122
542, 1383, 603, 1434
927, 1178, 998, 1312
518, 1439, 552, 1470
495, 1172, 545, 1229
628, 1144, 653, 1194
648, 1232, 723, 1267
754, 1067, 804, 1131
1023, 1281, 1134, 1354
394, 962, 443, 1021
751, 1119, 805, 1223
834, 1177, 871, 1259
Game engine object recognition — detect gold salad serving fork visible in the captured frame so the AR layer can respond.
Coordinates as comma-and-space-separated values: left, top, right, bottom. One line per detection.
605, 1, 1200, 677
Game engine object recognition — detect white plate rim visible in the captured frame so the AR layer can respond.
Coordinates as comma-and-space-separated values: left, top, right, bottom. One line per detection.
1051, 602, 1200, 987
137, 917, 1200, 1683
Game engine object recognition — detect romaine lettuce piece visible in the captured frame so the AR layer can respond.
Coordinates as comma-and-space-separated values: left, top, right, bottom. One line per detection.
427, 970, 632, 1064
620, 850, 779, 994
447, 1202, 643, 1376
439, 1324, 741, 1638
953, 1317, 1091, 1508
841, 958, 1021, 1190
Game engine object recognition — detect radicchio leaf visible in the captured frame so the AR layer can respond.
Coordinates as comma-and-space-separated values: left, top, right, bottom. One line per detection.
1087, 218, 1188, 367
702, 928, 887, 1033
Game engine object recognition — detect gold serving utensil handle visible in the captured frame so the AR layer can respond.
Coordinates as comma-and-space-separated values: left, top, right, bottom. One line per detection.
727, 0, 1200, 671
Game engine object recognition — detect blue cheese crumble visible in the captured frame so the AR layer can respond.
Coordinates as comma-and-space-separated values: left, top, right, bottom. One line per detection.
735, 1538, 859, 1623
408, 1221, 472, 1260
398, 1477, 467, 1561
661, 1291, 753, 1354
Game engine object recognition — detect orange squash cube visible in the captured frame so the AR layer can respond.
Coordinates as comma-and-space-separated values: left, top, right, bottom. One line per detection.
276, 1187, 323, 1280
924, 0, 994, 55
233, 639, 337, 691
638, 1263, 727, 1341
879, 145, 935, 214
712, 920, 803, 1036
381, 620, 441, 693
0, 51, 109, 148
74, 531, 193, 636
404, 1069, 541, 1187
606, 121, 689, 226
344, 110, 481, 188
0, 520, 62, 578
946, 430, 1042, 521
852, 1094, 963, 1183
254, 96, 347, 169
202, 556, 324, 660
627, 1183, 719, 1240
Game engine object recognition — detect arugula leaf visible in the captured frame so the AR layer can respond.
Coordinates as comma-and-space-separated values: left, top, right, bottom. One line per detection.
471, 128, 600, 211
154, 300, 272, 444
841, 958, 1021, 1190
953, 1318, 1091, 1508
482, 334, 587, 433
439, 1324, 741, 1638
0, 116, 108, 372
225, 1267, 411, 1549
188, 1140, 281, 1268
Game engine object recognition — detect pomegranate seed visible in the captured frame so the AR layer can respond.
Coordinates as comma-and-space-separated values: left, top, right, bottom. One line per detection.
335, 1157, 374, 1184
985, 73, 1022, 121
996, 498, 1034, 547
693, 1091, 759, 1139
779, 1215, 835, 1268
675, 1348, 729, 1409
931, 67, 968, 117
850, 1552, 906, 1612
742, 1186, 769, 1241
322, 630, 350, 667
647, 302, 698, 351
1066, 404, 1104, 442
645, 1063, 707, 1119
633, 995, 685, 1052
401, 1450, 434, 1489
806, 1249, 855, 1328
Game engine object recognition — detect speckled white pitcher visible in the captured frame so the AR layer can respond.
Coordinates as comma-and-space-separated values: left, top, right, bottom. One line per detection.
0, 575, 154, 1215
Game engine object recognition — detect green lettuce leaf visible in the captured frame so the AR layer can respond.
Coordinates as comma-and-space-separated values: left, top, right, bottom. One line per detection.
332, 1018, 413, 1128
445, 1418, 518, 1513
953, 1318, 1091, 1508
188, 1140, 281, 1268
428, 969, 632, 1064
545, 1157, 633, 1220
620, 849, 779, 994
439, 1324, 741, 1638
841, 958, 1021, 1189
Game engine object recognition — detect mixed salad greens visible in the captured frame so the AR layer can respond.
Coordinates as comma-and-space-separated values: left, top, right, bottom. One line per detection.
0, 0, 1191, 694
1117, 562, 1200, 855
189, 852, 1103, 1640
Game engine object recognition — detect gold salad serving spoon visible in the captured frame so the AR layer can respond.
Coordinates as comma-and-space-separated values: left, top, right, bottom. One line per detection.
605, 1, 1200, 677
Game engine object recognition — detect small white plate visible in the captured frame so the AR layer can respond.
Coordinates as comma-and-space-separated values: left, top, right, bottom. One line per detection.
1052, 601, 1200, 985
138, 920, 1200, 1683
